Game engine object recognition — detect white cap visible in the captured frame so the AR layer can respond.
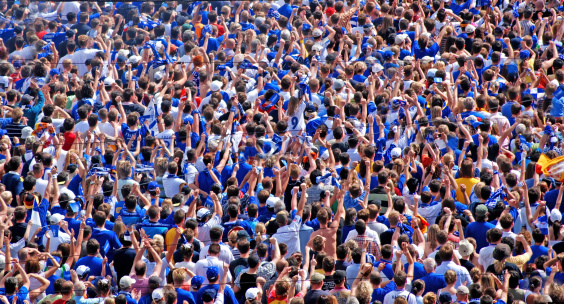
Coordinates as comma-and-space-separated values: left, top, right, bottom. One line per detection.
196, 208, 211, 220
372, 64, 384, 73
312, 28, 323, 37
426, 68, 438, 78
76, 265, 90, 277
421, 56, 434, 63
152, 289, 164, 301
391, 147, 402, 158
266, 197, 278, 208
103, 77, 115, 86
127, 55, 141, 65
482, 159, 493, 170
465, 24, 476, 34
458, 239, 474, 256
551, 209, 562, 222
395, 33, 408, 45
21, 126, 33, 139
312, 44, 323, 52
403, 56, 415, 62
49, 213, 65, 224
117, 49, 130, 58
119, 276, 136, 289
246, 288, 260, 300
211, 81, 223, 92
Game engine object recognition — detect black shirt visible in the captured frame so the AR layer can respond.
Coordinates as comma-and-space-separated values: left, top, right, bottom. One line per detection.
70, 23, 92, 40
9, 222, 27, 243
322, 274, 335, 291
229, 257, 249, 279
486, 262, 522, 283
304, 289, 329, 304
552, 241, 564, 254
113, 247, 137, 283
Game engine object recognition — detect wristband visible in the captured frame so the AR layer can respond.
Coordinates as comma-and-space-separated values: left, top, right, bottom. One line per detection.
191, 110, 201, 115
493, 170, 499, 175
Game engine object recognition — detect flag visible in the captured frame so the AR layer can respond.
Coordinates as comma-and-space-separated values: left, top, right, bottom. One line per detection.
179, 87, 187, 104
29, 198, 48, 243
534, 215, 549, 235
485, 186, 507, 208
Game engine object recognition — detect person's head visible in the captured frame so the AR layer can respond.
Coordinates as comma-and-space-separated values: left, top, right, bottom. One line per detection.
438, 244, 454, 262
61, 281, 74, 296
393, 271, 407, 288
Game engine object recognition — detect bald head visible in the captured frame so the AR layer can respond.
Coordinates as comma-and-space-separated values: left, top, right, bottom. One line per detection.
134, 260, 147, 276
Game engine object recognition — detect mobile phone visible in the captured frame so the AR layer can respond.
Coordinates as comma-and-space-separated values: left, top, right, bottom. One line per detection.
434, 77, 443, 83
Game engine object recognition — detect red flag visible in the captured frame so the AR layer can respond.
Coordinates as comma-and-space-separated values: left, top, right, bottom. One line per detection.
179, 88, 187, 103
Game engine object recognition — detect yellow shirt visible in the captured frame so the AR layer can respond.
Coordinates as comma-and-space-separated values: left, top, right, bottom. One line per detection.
165, 227, 183, 249
455, 177, 480, 202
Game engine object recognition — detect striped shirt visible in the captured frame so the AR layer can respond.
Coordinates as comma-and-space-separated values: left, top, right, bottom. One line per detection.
5, 122, 26, 139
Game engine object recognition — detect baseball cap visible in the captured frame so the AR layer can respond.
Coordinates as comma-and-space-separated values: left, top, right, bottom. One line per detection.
395, 33, 407, 45
103, 77, 116, 86
391, 147, 402, 158
119, 276, 136, 289
493, 243, 511, 261
465, 24, 476, 34
476, 204, 488, 216
312, 28, 323, 37
206, 266, 219, 281
50, 213, 65, 224
148, 276, 162, 287
310, 273, 325, 284
333, 270, 346, 284
333, 79, 345, 90
372, 64, 383, 73
457, 285, 470, 295
196, 208, 211, 221
458, 239, 474, 257
245, 288, 260, 300
127, 55, 141, 65
13, 60, 21, 69
494, 26, 504, 35
49, 69, 60, 77
202, 289, 217, 303
439, 293, 453, 304
312, 44, 323, 52
76, 265, 90, 278
148, 181, 159, 192
21, 94, 34, 105
21, 127, 33, 140
152, 289, 164, 301
266, 197, 278, 208
551, 209, 562, 222
14, 26, 23, 34
211, 81, 222, 92
117, 56, 127, 64
191, 276, 204, 290
66, 29, 75, 38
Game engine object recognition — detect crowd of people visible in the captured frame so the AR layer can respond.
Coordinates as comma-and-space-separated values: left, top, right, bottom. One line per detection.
1, 1, 564, 304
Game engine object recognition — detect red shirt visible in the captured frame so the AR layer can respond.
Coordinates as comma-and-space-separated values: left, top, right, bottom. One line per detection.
211, 23, 225, 37
62, 131, 76, 151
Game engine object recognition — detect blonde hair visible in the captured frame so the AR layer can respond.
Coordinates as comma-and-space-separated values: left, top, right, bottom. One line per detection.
427, 224, 440, 249
423, 293, 437, 304
117, 161, 132, 179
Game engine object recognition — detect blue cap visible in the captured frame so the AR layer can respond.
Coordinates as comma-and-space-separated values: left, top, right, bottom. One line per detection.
206, 266, 219, 281
439, 293, 452, 304
361, 43, 373, 51
520, 50, 530, 59
49, 69, 60, 77
13, 60, 21, 69
384, 50, 394, 59
302, 24, 311, 31
471, 121, 483, 128
148, 181, 159, 191
191, 276, 204, 289
202, 289, 217, 302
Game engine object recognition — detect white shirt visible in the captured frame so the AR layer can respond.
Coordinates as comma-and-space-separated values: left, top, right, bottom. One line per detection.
35, 178, 48, 197
478, 244, 497, 269
75, 121, 91, 134
198, 215, 222, 246
73, 49, 100, 76
345, 226, 381, 244
434, 260, 473, 287
193, 256, 233, 285
162, 174, 186, 198
199, 243, 235, 264
98, 121, 116, 137
58, 1, 80, 21
42, 228, 71, 251
155, 129, 175, 152
383, 289, 417, 304
59, 185, 76, 200
273, 215, 302, 257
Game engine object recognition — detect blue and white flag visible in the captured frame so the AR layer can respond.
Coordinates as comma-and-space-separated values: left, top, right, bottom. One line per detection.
485, 186, 507, 208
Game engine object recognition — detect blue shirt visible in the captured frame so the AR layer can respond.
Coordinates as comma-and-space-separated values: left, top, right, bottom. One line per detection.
372, 281, 397, 303
0, 286, 29, 304
118, 291, 138, 304
196, 285, 238, 304
91, 228, 122, 257
529, 245, 548, 264
422, 272, 447, 294
373, 259, 394, 280
176, 288, 196, 304
1, 172, 23, 203
75, 256, 105, 277
465, 221, 495, 252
